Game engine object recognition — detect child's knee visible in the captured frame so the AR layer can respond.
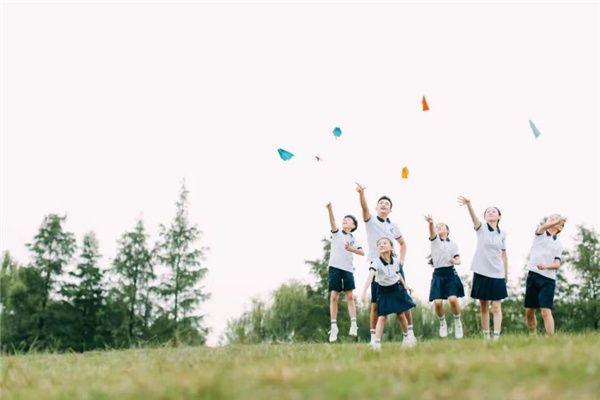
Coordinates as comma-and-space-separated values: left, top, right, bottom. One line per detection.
491, 301, 502, 313
541, 308, 552, 318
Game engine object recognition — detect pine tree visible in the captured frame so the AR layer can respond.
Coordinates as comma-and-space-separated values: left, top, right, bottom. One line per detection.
26, 214, 76, 339
157, 182, 209, 344
61, 232, 105, 351
112, 219, 155, 345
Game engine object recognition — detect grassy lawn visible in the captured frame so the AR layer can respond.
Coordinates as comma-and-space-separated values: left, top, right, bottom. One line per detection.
1, 333, 599, 399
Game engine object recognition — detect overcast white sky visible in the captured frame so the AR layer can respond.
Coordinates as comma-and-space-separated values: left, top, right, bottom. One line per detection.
2, 1, 598, 346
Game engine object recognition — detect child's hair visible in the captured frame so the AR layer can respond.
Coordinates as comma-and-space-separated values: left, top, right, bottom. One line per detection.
377, 196, 393, 209
484, 207, 502, 227
344, 214, 358, 232
376, 237, 394, 247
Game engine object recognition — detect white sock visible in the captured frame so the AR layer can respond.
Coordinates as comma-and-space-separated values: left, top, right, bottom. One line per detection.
494, 331, 500, 337
483, 330, 490, 338
351, 318, 357, 327
454, 314, 461, 321
375, 338, 381, 344
331, 320, 337, 326
408, 325, 414, 335
370, 329, 376, 341
439, 317, 446, 325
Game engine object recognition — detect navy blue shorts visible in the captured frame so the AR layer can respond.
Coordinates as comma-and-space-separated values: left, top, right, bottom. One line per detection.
524, 271, 556, 309
470, 273, 508, 301
429, 266, 465, 301
328, 267, 356, 292
376, 282, 416, 317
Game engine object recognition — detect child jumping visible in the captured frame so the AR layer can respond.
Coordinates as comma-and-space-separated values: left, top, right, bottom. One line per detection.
425, 214, 465, 339
326, 202, 365, 342
361, 237, 416, 350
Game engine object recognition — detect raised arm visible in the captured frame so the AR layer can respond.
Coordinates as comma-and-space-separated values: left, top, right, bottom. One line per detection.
424, 214, 435, 240
535, 216, 568, 235
458, 196, 480, 229
356, 182, 371, 221
326, 202, 337, 232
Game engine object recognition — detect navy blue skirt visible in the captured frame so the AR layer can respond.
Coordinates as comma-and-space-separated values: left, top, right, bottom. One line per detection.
471, 273, 508, 301
429, 266, 465, 301
376, 282, 416, 316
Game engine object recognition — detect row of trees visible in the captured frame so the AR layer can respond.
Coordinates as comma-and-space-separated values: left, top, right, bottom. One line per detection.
224, 225, 600, 344
1, 183, 210, 353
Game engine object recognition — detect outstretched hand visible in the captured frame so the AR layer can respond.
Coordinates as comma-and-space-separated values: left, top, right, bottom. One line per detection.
424, 214, 433, 224
457, 196, 470, 206
326, 202, 332, 210
355, 182, 366, 193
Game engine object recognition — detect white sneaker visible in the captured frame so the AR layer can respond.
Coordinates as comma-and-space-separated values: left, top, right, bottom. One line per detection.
328, 325, 339, 342
439, 321, 448, 338
349, 325, 358, 337
408, 331, 418, 344
493, 333, 500, 341
371, 341, 381, 351
402, 336, 417, 348
454, 320, 463, 339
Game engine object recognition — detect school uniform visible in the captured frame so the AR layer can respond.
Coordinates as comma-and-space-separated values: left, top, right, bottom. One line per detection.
369, 255, 416, 317
428, 235, 465, 301
364, 216, 403, 303
524, 230, 563, 309
470, 223, 508, 301
328, 229, 362, 292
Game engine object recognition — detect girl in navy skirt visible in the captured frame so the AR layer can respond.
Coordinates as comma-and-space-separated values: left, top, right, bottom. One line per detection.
458, 196, 508, 341
360, 237, 416, 350
425, 215, 465, 339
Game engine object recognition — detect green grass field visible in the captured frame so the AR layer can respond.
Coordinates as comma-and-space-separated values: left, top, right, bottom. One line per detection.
2, 333, 599, 400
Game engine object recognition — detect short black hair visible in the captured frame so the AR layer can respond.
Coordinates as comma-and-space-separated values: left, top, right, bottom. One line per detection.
344, 215, 358, 232
377, 196, 393, 209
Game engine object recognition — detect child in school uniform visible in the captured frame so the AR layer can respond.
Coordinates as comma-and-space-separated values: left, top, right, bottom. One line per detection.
524, 214, 567, 336
325, 202, 365, 342
355, 183, 416, 346
360, 237, 416, 350
458, 196, 508, 341
425, 215, 465, 339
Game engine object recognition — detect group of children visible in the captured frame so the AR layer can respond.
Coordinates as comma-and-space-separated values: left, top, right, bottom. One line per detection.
325, 183, 567, 350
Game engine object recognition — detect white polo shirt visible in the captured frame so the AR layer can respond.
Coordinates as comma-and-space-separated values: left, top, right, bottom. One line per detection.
471, 223, 506, 279
430, 235, 460, 269
365, 216, 403, 263
328, 229, 362, 273
526, 230, 563, 280
369, 255, 401, 287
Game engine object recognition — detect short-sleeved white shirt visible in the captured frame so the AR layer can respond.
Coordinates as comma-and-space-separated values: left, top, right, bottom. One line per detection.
364, 216, 402, 263
328, 229, 362, 273
430, 235, 460, 269
526, 230, 563, 280
470, 223, 506, 279
369, 255, 401, 287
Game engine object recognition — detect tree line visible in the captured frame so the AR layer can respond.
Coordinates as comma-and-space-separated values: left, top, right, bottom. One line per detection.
224, 225, 600, 344
1, 183, 210, 353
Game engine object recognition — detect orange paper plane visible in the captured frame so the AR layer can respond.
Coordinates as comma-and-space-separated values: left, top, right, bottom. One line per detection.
402, 166, 409, 179
422, 96, 429, 111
